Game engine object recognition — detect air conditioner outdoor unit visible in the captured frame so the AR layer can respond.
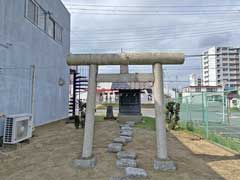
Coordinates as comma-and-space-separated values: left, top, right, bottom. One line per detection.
3, 114, 33, 144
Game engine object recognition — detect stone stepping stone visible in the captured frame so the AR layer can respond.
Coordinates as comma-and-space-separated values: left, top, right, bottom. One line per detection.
125, 167, 148, 178
116, 159, 137, 168
109, 177, 131, 180
126, 121, 135, 127
120, 130, 133, 137
119, 124, 131, 129
113, 137, 127, 145
117, 151, 137, 160
121, 126, 133, 131
120, 136, 132, 143
120, 129, 133, 132
108, 143, 123, 153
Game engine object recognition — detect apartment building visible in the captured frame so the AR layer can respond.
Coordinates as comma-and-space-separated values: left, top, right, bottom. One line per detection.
0, 0, 70, 126
202, 47, 240, 88
189, 74, 202, 86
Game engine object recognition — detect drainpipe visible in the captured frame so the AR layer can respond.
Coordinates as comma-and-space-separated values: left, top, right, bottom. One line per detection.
31, 65, 36, 129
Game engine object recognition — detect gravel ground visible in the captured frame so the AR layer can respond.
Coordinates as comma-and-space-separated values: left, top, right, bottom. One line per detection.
0, 120, 240, 180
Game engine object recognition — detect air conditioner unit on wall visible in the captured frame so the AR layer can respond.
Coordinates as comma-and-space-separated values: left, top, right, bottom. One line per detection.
3, 114, 33, 144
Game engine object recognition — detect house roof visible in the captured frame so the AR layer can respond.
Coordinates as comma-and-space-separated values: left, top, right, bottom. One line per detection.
183, 85, 222, 89
111, 82, 152, 90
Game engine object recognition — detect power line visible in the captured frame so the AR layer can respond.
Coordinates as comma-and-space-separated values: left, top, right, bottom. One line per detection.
71, 18, 240, 32
68, 7, 240, 13
163, 80, 219, 83
69, 11, 240, 16
71, 31, 239, 44
71, 21, 240, 36
64, 3, 240, 8
125, 67, 238, 71
70, 48, 204, 53
71, 26, 240, 42
70, 47, 238, 55
71, 25, 240, 43
186, 53, 240, 57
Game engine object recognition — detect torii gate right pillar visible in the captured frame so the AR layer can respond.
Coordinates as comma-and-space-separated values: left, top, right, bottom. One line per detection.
153, 63, 176, 170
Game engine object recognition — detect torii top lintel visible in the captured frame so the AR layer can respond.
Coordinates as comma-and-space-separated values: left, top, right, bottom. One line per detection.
67, 52, 184, 65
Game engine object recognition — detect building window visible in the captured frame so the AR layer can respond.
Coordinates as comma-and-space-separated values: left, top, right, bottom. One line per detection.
207, 88, 217, 92
195, 88, 201, 92
55, 23, 63, 42
38, 7, 46, 30
25, 0, 63, 44
47, 17, 55, 38
27, 0, 38, 24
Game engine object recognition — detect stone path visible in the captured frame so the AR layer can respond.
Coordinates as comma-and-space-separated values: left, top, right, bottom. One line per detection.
108, 121, 148, 180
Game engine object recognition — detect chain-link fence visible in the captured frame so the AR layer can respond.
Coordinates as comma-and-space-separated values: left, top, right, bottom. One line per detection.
176, 90, 240, 151
0, 66, 33, 116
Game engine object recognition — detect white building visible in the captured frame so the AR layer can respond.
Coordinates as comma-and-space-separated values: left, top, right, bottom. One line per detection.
189, 74, 201, 86
182, 85, 222, 94
202, 47, 240, 88
0, 0, 70, 126
182, 85, 223, 104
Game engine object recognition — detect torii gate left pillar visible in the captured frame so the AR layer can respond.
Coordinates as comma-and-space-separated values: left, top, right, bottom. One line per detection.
68, 52, 184, 170
72, 64, 98, 168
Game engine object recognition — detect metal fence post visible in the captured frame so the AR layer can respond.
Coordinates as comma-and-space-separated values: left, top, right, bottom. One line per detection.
186, 96, 189, 123
189, 93, 192, 122
222, 90, 225, 124
202, 92, 205, 124
203, 92, 209, 139
227, 96, 231, 125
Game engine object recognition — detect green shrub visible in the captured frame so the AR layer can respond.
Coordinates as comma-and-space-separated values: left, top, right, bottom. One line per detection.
186, 121, 194, 131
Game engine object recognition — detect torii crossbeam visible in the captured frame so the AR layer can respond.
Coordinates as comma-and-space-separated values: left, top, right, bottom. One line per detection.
67, 52, 185, 170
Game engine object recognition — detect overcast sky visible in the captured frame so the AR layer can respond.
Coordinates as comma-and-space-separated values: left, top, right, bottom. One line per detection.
61, 0, 240, 89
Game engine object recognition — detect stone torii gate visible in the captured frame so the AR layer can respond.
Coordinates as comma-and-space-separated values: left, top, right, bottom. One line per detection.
67, 52, 184, 170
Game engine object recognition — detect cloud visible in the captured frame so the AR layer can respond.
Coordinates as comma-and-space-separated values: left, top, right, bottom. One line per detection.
62, 0, 240, 88
198, 33, 232, 48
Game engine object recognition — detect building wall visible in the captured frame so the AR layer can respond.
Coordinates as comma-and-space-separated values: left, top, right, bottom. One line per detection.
202, 47, 217, 86
208, 47, 217, 86
0, 0, 70, 126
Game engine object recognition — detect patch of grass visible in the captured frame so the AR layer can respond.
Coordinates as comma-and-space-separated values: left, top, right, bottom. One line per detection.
230, 107, 240, 112
96, 103, 155, 110
135, 116, 156, 130
96, 103, 119, 110
95, 114, 240, 153
209, 134, 240, 152
95, 116, 105, 122
179, 122, 240, 153
179, 122, 207, 138
141, 104, 155, 109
